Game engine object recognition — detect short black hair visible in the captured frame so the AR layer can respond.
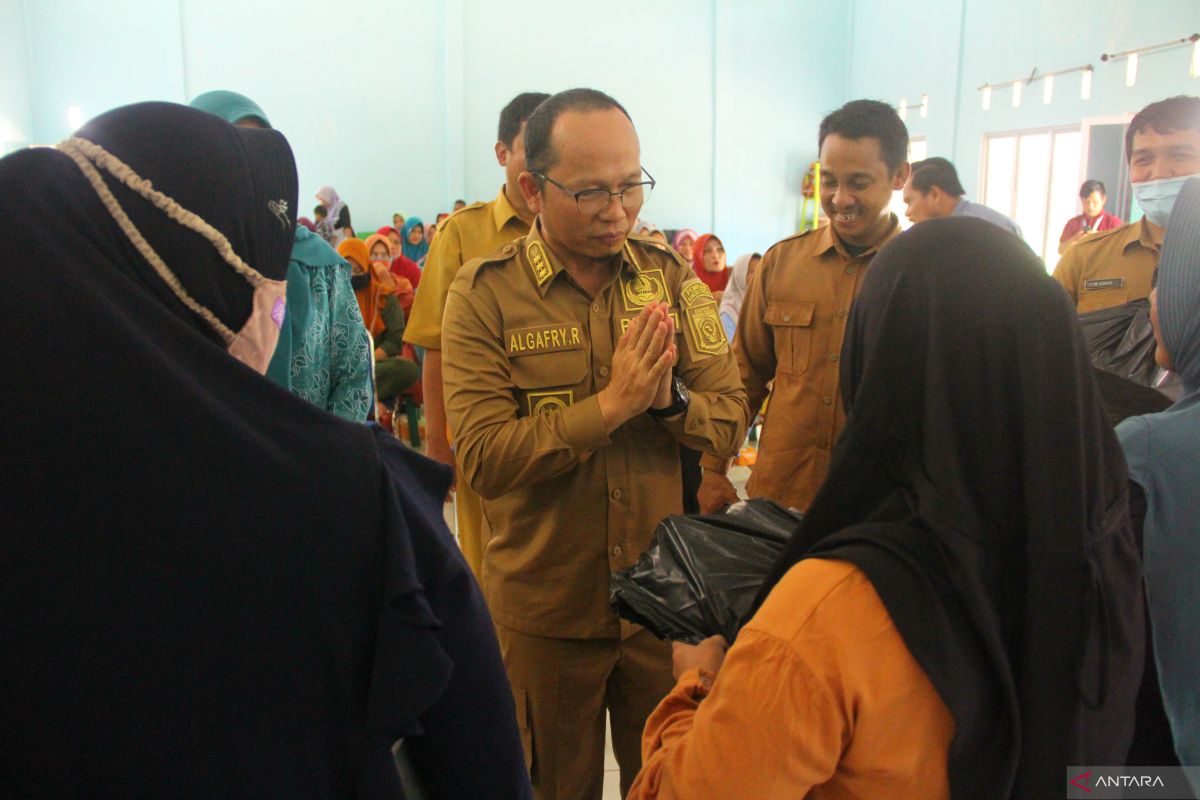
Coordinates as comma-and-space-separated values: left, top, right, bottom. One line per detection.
497, 92, 551, 148
1126, 96, 1200, 160
910, 157, 966, 197
313, 204, 327, 218
818, 99, 909, 172
524, 88, 633, 176
1079, 179, 1106, 199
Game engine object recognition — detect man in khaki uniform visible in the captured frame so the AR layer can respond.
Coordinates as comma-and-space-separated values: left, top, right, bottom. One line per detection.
1053, 96, 1200, 313
698, 100, 910, 513
404, 92, 548, 579
442, 88, 747, 800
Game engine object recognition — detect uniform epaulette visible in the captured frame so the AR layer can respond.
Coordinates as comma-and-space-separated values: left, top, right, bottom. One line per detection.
1073, 223, 1130, 249
449, 200, 487, 218
774, 225, 823, 246
458, 237, 525, 287
628, 233, 688, 268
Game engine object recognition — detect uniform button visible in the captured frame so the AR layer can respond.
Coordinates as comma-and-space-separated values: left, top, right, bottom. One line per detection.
822, 396, 833, 406
689, 419, 702, 431
599, 366, 609, 377
829, 353, 839, 362
592, 303, 601, 313
835, 309, 846, 319
782, 313, 792, 322
611, 488, 623, 500
846, 265, 858, 275
612, 545, 623, 557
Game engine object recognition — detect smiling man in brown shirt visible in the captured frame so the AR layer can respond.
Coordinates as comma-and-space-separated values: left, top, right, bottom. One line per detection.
442, 88, 747, 800
699, 99, 910, 513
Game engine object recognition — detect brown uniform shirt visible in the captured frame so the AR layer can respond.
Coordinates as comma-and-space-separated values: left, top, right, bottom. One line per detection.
1052, 218, 1161, 313
701, 219, 900, 511
442, 223, 749, 639
403, 186, 530, 350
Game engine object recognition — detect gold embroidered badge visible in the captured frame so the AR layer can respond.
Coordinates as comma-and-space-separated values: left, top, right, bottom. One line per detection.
528, 241, 553, 286
527, 390, 573, 416
621, 268, 669, 311
681, 281, 713, 308
688, 304, 727, 356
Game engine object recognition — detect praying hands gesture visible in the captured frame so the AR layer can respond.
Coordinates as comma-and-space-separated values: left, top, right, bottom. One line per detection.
597, 302, 676, 433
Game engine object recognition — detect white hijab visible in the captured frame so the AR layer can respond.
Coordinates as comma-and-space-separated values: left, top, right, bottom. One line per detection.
719, 252, 760, 321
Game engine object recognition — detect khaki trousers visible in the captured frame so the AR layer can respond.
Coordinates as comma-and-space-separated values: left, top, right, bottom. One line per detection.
495, 624, 674, 800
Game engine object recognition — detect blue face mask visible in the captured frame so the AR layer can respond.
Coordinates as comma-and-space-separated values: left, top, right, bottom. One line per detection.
1133, 175, 1197, 228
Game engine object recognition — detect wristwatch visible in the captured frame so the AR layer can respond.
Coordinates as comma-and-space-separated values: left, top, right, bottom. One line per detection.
648, 376, 690, 419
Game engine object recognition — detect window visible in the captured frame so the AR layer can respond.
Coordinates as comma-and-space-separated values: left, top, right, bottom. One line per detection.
890, 138, 928, 230
981, 127, 1082, 269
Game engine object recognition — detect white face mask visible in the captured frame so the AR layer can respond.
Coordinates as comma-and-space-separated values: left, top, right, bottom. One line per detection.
1133, 174, 1198, 228
58, 136, 288, 374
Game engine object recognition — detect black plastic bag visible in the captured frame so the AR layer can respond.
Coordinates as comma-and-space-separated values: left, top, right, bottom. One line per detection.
610, 499, 802, 645
1078, 299, 1159, 386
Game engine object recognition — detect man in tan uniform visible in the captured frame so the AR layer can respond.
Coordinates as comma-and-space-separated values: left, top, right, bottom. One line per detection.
1054, 96, 1200, 313
698, 99, 910, 513
404, 92, 548, 579
441, 88, 747, 800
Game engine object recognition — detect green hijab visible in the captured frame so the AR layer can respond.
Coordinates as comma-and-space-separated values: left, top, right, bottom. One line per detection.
189, 90, 272, 129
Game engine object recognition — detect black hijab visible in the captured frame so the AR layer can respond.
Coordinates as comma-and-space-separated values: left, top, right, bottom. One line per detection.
755, 218, 1144, 799
0, 102, 454, 795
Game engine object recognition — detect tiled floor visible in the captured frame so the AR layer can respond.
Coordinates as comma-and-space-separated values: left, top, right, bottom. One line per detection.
440, 454, 753, 800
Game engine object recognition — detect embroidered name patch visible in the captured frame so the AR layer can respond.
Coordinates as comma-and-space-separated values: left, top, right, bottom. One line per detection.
621, 269, 669, 311
528, 241, 553, 286
1084, 278, 1125, 290
506, 324, 583, 356
680, 280, 714, 308
620, 310, 681, 335
687, 304, 727, 356
527, 390, 573, 416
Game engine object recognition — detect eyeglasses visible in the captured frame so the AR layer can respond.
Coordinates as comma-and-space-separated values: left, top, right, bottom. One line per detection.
535, 167, 655, 216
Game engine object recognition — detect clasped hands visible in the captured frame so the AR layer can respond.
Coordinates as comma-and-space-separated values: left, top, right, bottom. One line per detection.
597, 302, 677, 432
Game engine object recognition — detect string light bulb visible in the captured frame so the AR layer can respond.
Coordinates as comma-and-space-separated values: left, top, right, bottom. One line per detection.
1042, 74, 1054, 104
920, 94, 929, 118
1011, 79, 1022, 108
1081, 68, 1093, 100
898, 98, 908, 121
982, 85, 992, 111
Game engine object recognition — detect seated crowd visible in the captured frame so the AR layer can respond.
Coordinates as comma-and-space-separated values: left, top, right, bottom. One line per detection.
1, 85, 1197, 800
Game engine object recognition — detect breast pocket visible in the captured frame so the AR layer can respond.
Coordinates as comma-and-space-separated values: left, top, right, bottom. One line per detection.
1077, 290, 1129, 314
510, 350, 589, 418
764, 301, 816, 376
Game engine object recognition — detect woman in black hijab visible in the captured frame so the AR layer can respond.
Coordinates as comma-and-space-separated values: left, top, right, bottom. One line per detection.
0, 102, 529, 799
631, 217, 1144, 799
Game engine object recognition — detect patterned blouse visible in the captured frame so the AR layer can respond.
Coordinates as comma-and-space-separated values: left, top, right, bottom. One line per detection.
266, 228, 372, 422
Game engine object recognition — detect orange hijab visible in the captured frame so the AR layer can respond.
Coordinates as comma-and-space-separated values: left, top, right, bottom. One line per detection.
365, 233, 413, 314
339, 237, 394, 339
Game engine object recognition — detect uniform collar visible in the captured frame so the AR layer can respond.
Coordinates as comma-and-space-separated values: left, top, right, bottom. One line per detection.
524, 219, 640, 297
492, 185, 523, 232
1124, 216, 1161, 254
811, 214, 899, 260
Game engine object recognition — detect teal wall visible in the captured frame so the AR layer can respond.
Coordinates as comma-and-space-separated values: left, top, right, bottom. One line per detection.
848, 0, 1200, 200
5, 0, 1197, 250
4, 0, 846, 257
0, 0, 32, 155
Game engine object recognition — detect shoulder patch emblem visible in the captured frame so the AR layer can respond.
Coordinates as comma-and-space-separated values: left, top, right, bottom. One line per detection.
687, 303, 727, 356
528, 241, 553, 286
527, 390, 573, 417
681, 281, 714, 308
621, 268, 670, 311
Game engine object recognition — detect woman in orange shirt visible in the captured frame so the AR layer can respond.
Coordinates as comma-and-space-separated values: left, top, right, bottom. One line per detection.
630, 218, 1145, 800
